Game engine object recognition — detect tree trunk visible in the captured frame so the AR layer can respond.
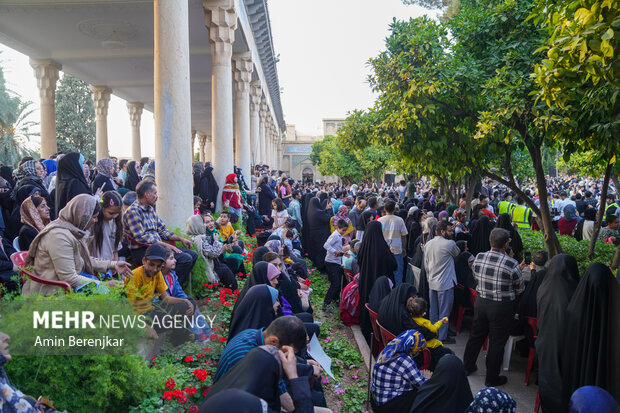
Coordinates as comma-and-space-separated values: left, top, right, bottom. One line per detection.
529, 145, 562, 257
588, 160, 614, 258
483, 145, 562, 257
611, 174, 619, 197
464, 173, 477, 220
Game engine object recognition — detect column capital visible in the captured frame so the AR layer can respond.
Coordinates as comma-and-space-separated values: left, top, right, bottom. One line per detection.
198, 134, 207, 146
30, 59, 61, 105
250, 82, 262, 110
233, 53, 253, 94
126, 102, 144, 127
203, 0, 237, 65
90, 85, 112, 118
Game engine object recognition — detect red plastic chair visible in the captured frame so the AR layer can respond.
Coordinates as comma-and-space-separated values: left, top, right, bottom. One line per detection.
524, 316, 538, 385
10, 252, 73, 294
365, 303, 384, 358
377, 320, 396, 346
453, 284, 474, 334
377, 320, 431, 370
468, 289, 488, 351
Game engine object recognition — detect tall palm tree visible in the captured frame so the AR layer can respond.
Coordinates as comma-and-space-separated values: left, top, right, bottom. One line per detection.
0, 58, 38, 166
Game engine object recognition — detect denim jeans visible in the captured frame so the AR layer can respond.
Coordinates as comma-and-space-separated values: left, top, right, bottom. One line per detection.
394, 253, 404, 286
429, 287, 454, 341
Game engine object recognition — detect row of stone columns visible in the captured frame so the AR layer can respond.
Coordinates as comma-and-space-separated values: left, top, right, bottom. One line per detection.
30, 59, 145, 162
28, 0, 281, 226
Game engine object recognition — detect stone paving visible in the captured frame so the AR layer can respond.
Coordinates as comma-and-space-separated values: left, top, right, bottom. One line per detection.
352, 323, 539, 412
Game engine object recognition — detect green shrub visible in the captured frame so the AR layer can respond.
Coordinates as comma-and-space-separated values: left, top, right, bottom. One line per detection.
519, 229, 616, 273
5, 354, 183, 413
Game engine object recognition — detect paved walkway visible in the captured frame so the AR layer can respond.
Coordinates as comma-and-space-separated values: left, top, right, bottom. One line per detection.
449, 329, 538, 412
352, 324, 539, 412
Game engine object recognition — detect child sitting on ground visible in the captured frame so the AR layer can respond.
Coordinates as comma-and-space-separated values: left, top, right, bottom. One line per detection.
283, 229, 301, 258
408, 297, 448, 349
161, 249, 213, 342
284, 219, 303, 253
193, 196, 202, 215
125, 244, 195, 345
342, 239, 360, 274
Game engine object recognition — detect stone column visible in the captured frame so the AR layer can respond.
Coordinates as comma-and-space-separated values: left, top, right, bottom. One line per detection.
90, 85, 112, 160
250, 82, 261, 167
233, 52, 252, 185
205, 136, 213, 163
154, 0, 193, 227
30, 59, 61, 158
191, 129, 196, 161
204, 0, 236, 211
198, 134, 207, 163
127, 102, 143, 161
259, 99, 267, 166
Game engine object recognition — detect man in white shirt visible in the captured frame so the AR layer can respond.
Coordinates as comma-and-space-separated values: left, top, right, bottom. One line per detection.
423, 220, 460, 343
378, 200, 408, 286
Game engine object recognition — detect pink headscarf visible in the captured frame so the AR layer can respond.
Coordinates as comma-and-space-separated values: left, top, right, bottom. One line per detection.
267, 262, 280, 280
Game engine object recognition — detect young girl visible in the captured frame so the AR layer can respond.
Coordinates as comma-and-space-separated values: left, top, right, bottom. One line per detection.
91, 191, 123, 262
161, 249, 213, 342
271, 198, 289, 236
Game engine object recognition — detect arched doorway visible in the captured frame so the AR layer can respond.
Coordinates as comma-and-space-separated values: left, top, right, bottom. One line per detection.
302, 167, 314, 184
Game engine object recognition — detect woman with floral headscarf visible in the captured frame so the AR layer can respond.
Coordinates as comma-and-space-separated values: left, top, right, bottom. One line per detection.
222, 173, 243, 218
465, 388, 516, 413
18, 195, 50, 251
22, 194, 132, 296
12, 160, 48, 206
371, 329, 428, 413
92, 158, 117, 193
330, 205, 354, 242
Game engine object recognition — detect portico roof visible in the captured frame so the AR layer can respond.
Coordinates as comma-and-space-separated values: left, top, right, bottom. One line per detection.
0, 0, 284, 134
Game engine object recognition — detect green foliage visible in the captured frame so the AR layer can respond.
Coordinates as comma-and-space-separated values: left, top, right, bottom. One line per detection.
533, 0, 619, 163
519, 228, 616, 272
55, 74, 96, 161
310, 134, 389, 184
5, 354, 183, 413
0, 59, 38, 166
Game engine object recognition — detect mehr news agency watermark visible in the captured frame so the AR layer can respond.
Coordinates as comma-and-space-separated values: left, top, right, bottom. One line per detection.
0, 300, 219, 355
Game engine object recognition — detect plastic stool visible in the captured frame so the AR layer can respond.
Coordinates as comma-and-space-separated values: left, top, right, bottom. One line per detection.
502, 335, 524, 371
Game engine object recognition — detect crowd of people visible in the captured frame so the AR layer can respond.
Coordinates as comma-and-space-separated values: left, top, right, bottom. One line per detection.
0, 153, 618, 412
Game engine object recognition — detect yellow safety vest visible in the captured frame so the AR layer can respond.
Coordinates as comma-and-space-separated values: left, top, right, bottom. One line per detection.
603, 202, 619, 221
511, 205, 531, 229
498, 201, 515, 216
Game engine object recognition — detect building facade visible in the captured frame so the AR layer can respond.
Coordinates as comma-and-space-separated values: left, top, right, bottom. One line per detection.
278, 119, 344, 183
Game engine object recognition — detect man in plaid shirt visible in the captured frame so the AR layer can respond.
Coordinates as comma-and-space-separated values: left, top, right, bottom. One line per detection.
463, 227, 525, 387
123, 180, 197, 285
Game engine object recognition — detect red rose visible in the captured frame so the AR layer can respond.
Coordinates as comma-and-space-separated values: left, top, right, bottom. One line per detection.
209, 333, 218, 340
184, 356, 194, 362
165, 378, 175, 389
206, 284, 213, 289
217, 336, 227, 343
184, 386, 197, 396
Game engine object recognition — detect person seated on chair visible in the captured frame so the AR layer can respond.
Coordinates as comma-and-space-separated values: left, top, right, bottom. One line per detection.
23, 194, 132, 296
18, 195, 50, 252
123, 180, 197, 285
371, 329, 430, 413
408, 297, 452, 370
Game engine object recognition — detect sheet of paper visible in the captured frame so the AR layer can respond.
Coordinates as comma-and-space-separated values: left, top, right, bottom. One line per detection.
307, 333, 336, 381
